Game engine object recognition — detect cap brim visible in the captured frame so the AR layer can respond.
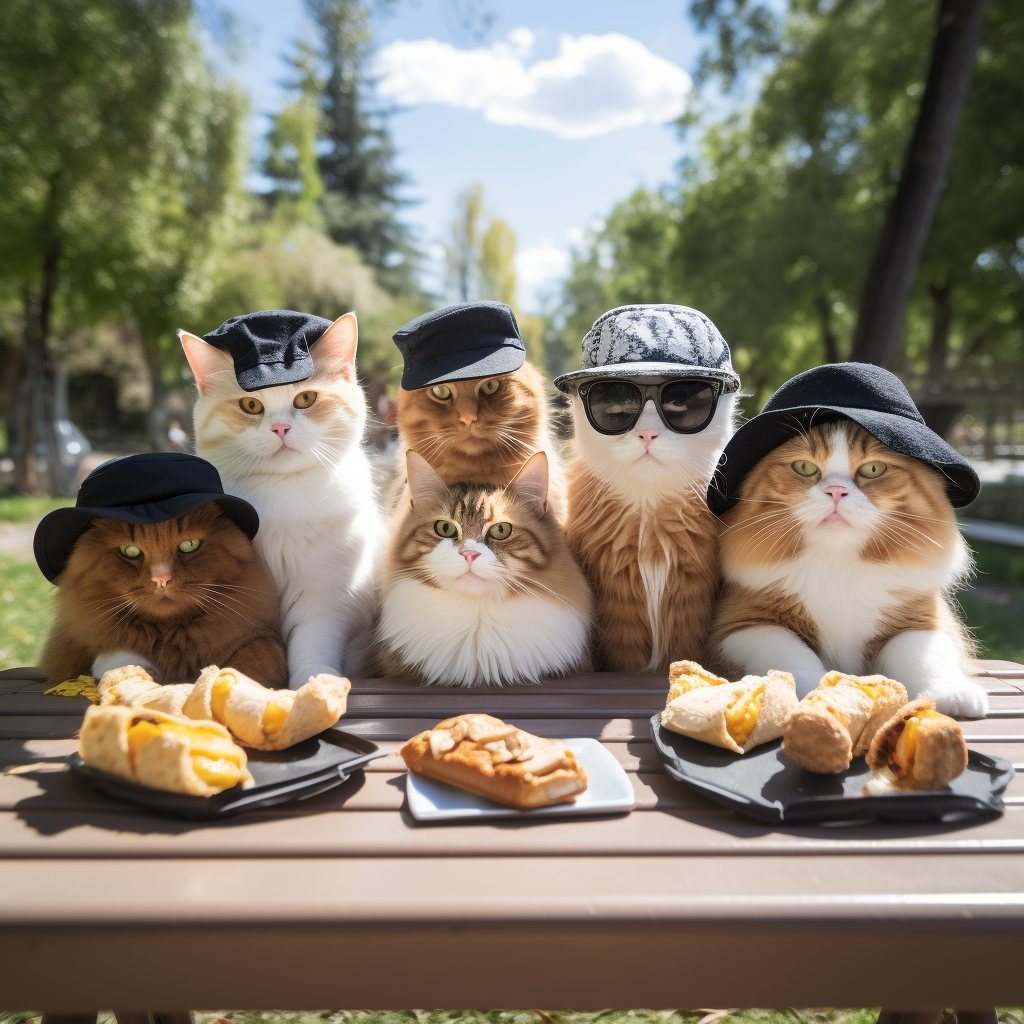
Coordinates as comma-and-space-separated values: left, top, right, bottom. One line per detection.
554, 362, 740, 392
708, 404, 980, 517
401, 342, 525, 390
236, 362, 313, 393
34, 494, 260, 583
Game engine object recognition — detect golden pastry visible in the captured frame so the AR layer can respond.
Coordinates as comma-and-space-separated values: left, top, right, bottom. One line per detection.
666, 660, 732, 705
865, 698, 968, 790
98, 665, 192, 716
79, 704, 252, 796
782, 671, 907, 773
401, 714, 588, 809
661, 669, 798, 753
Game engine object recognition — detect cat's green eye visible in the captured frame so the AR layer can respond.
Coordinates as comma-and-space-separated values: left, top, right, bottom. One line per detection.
429, 385, 452, 402
239, 397, 264, 415
293, 391, 317, 409
478, 378, 501, 396
791, 460, 820, 478
858, 460, 888, 479
178, 538, 203, 553
119, 544, 142, 559
433, 520, 458, 538
487, 522, 513, 541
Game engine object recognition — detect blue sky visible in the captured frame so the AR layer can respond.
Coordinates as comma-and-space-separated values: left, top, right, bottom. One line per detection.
207, 0, 715, 311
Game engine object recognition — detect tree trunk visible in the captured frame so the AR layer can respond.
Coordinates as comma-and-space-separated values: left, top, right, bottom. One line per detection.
850, 0, 988, 367
139, 334, 171, 452
815, 292, 841, 363
918, 275, 963, 435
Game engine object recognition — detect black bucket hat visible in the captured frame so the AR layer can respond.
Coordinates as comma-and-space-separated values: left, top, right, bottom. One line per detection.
34, 453, 260, 583
393, 301, 525, 390
708, 362, 981, 516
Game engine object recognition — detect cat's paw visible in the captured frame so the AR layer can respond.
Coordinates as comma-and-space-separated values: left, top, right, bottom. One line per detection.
917, 676, 989, 719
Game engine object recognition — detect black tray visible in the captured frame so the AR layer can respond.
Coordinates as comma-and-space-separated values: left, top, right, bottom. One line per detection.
70, 728, 382, 820
651, 714, 1013, 825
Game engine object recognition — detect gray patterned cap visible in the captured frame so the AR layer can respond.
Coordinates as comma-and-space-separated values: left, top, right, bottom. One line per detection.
553, 304, 740, 393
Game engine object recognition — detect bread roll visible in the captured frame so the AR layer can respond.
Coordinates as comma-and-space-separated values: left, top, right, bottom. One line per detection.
865, 698, 968, 790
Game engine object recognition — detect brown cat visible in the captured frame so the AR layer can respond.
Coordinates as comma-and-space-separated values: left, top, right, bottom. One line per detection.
42, 502, 287, 687
392, 362, 567, 520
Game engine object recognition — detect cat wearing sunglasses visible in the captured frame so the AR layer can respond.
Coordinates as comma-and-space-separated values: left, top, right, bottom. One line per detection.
565, 374, 736, 672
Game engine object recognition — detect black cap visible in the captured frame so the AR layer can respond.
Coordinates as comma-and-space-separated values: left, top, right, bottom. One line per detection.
708, 362, 981, 516
34, 453, 260, 583
202, 310, 333, 392
393, 301, 525, 390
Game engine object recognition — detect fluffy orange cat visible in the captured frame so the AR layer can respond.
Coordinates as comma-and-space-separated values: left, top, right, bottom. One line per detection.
392, 362, 567, 520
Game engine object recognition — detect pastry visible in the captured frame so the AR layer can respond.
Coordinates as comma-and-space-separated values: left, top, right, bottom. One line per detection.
99, 664, 351, 750
865, 698, 968, 790
79, 704, 252, 796
661, 669, 799, 753
666, 660, 732, 704
782, 671, 908, 773
400, 714, 588, 809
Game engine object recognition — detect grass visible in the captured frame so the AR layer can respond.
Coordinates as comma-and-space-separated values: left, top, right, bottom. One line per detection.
0, 493, 74, 523
0, 555, 57, 671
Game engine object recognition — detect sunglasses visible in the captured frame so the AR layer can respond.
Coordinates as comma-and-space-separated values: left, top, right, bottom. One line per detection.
576, 378, 726, 435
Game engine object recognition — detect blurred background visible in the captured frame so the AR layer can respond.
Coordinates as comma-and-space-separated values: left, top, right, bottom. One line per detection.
0, 0, 1022, 669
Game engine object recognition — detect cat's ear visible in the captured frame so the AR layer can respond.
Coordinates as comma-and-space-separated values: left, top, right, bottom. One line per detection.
407, 451, 449, 511
312, 312, 358, 380
179, 330, 233, 396
508, 451, 549, 515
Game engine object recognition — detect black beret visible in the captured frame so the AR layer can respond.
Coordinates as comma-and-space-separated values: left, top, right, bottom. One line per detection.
708, 362, 981, 515
203, 310, 333, 392
34, 453, 259, 583
393, 301, 525, 391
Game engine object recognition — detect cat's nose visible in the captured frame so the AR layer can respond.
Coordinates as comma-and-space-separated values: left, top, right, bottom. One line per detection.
270, 421, 291, 440
462, 549, 480, 564
824, 484, 849, 507
151, 574, 172, 589
458, 408, 478, 427
638, 429, 658, 452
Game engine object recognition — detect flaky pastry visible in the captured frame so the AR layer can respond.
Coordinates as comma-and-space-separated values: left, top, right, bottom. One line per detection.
79, 703, 252, 796
400, 714, 588, 809
865, 698, 967, 790
782, 671, 908, 773
666, 660, 732, 705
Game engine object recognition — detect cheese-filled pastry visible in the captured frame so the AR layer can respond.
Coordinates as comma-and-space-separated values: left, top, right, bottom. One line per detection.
661, 670, 798, 754
865, 698, 968, 790
98, 665, 192, 716
666, 660, 732, 705
783, 671, 907, 773
79, 704, 252, 796
183, 666, 351, 751
401, 714, 588, 809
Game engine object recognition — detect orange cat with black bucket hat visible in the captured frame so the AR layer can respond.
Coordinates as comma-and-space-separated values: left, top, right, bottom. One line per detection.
707, 362, 986, 719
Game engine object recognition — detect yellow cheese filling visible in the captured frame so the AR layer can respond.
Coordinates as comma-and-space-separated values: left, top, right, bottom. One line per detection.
126, 718, 246, 788
725, 685, 764, 745
211, 673, 234, 721
261, 695, 294, 736
891, 709, 942, 775
668, 674, 722, 704
804, 691, 849, 729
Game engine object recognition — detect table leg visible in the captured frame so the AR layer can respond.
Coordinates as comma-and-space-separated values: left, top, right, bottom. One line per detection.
41, 1015, 97, 1024
876, 1012, 944, 1024
956, 1012, 998, 1024
115, 1013, 192, 1024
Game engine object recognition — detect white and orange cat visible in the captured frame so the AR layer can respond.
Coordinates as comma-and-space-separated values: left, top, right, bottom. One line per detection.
376, 450, 591, 685
709, 420, 987, 718
180, 313, 383, 685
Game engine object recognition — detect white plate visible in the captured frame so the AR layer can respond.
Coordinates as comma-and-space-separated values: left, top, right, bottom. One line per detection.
405, 737, 636, 821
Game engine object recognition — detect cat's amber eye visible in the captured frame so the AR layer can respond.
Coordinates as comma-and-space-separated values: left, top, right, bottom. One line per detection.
239, 397, 264, 415
858, 460, 888, 479
433, 520, 458, 538
791, 460, 820, 478
293, 391, 317, 410
178, 539, 203, 554
119, 544, 142, 559
478, 378, 501, 396
429, 385, 452, 402
487, 522, 513, 541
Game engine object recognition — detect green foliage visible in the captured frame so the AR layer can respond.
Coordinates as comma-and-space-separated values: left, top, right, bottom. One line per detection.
0, 494, 72, 523
0, 554, 56, 672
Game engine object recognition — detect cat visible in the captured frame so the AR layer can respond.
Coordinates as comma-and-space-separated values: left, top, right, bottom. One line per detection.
565, 388, 736, 673
708, 419, 987, 718
392, 361, 567, 520
375, 450, 592, 685
41, 503, 287, 686
180, 312, 384, 686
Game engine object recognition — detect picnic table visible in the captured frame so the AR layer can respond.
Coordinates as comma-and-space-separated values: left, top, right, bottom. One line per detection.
1, 663, 1023, 1012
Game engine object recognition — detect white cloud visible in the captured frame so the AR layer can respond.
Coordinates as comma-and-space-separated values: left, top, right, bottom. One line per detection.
375, 29, 691, 140
515, 239, 571, 312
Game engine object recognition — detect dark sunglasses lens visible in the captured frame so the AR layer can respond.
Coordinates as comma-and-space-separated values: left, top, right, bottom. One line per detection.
586, 381, 642, 432
660, 381, 717, 431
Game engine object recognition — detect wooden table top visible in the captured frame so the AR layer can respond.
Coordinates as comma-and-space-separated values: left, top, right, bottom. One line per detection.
1, 662, 1023, 1010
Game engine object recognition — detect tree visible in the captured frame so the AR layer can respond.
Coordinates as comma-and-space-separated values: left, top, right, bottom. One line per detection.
444, 183, 519, 308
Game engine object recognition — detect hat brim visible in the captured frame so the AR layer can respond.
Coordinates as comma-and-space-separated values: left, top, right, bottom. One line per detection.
34, 494, 260, 583
236, 362, 313, 393
708, 404, 980, 517
554, 362, 741, 393
401, 340, 525, 391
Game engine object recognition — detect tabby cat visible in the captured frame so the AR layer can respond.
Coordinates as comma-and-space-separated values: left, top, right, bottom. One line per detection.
709, 420, 987, 718
42, 503, 287, 686
180, 313, 384, 685
376, 450, 591, 685
393, 362, 566, 520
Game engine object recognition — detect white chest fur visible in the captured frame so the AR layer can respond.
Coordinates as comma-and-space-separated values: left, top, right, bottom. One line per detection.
378, 577, 590, 686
